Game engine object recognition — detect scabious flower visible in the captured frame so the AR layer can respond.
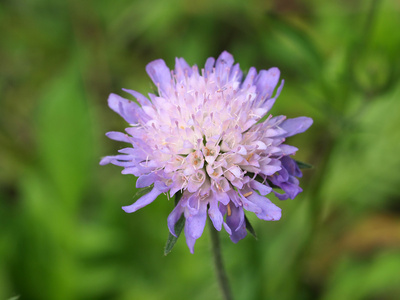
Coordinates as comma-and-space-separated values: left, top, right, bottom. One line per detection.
101, 51, 312, 253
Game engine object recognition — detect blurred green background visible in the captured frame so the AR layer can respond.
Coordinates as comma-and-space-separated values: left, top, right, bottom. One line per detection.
1, 0, 400, 299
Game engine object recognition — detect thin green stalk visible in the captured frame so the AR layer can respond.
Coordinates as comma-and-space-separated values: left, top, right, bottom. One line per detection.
209, 225, 233, 300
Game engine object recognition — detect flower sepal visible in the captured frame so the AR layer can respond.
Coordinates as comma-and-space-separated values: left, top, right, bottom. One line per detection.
294, 160, 313, 169
164, 192, 185, 255
245, 215, 258, 240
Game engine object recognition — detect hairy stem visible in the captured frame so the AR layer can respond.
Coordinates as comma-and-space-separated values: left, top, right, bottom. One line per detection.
209, 225, 233, 300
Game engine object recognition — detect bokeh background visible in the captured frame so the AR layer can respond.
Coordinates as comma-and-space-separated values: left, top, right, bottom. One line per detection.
1, 0, 400, 299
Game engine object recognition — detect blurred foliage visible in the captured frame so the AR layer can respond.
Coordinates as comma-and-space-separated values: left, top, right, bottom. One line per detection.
1, 0, 400, 299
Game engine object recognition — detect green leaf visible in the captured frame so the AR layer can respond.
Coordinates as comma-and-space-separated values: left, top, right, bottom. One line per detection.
245, 215, 257, 240
132, 185, 154, 201
164, 192, 184, 255
164, 215, 185, 256
295, 160, 313, 169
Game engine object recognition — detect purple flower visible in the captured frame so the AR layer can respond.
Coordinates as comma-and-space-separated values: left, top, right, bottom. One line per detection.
101, 51, 312, 253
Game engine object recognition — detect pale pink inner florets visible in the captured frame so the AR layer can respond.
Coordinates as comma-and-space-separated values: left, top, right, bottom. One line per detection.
131, 64, 276, 199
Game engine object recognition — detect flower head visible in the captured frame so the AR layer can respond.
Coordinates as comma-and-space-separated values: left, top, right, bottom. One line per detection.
101, 51, 312, 253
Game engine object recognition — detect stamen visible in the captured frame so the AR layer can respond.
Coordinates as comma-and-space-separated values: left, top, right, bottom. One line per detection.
227, 203, 232, 217
243, 191, 253, 197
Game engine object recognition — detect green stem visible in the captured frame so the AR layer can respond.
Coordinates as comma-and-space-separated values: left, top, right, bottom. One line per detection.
209, 225, 233, 300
